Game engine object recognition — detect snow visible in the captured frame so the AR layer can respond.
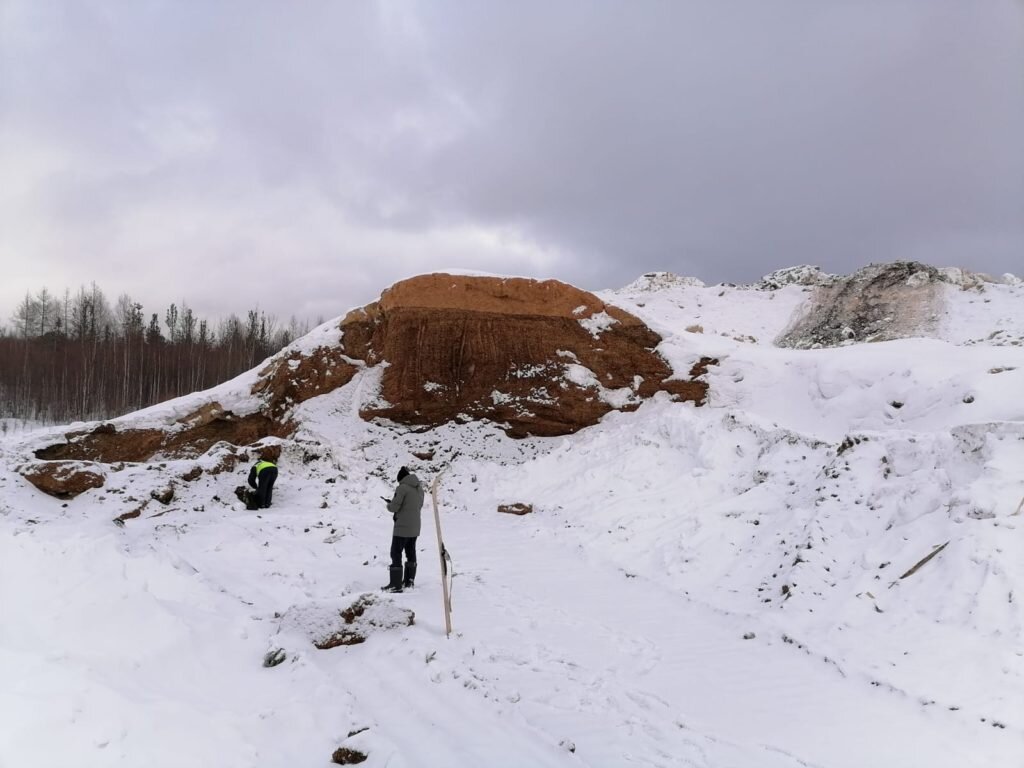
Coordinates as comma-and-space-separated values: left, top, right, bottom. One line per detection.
562, 363, 640, 409
577, 310, 618, 338
2, 267, 1023, 767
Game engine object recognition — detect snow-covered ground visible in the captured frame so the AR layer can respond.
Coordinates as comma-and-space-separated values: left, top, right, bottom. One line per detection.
2, 269, 1023, 767
0, 418, 50, 437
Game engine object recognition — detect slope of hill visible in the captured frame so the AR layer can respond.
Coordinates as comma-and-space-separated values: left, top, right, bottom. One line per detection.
1, 264, 1022, 768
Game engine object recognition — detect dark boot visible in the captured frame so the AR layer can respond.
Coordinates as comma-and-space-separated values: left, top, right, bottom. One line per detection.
381, 565, 403, 593
403, 562, 417, 589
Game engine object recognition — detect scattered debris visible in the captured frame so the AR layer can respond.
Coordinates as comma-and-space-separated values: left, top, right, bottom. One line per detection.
497, 503, 533, 516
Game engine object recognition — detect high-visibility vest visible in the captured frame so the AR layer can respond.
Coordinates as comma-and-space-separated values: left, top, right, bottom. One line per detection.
255, 460, 276, 476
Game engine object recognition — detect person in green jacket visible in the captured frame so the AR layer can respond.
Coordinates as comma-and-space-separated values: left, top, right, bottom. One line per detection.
381, 466, 424, 593
247, 457, 278, 509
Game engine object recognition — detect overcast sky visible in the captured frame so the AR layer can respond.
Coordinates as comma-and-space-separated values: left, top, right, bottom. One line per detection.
2, 0, 1022, 326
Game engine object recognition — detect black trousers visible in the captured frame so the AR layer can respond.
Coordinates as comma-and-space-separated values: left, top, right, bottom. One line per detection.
255, 466, 277, 508
390, 536, 417, 568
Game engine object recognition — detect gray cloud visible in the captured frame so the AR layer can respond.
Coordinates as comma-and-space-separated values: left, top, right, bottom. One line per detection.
2, 0, 1021, 326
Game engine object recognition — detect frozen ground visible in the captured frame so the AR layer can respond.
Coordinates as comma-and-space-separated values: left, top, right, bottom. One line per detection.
1, 268, 1023, 767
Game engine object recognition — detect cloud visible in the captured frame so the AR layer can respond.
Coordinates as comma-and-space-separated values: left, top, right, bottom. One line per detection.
1, 0, 1021, 327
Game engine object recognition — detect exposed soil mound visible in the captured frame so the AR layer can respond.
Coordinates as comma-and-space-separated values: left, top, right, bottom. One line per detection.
342, 274, 712, 437
776, 262, 943, 348
28, 274, 712, 470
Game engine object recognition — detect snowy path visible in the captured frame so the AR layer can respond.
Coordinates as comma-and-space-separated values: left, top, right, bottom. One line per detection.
410, 500, 1020, 768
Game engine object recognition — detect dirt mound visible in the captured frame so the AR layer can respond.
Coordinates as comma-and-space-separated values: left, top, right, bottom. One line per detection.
28, 274, 712, 470
341, 274, 712, 437
776, 262, 943, 348
20, 461, 106, 498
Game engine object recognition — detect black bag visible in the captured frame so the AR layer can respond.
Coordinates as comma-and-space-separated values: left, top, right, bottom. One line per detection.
234, 485, 260, 510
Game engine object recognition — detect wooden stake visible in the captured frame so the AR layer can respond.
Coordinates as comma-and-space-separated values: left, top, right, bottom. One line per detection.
894, 540, 950, 584
431, 472, 453, 637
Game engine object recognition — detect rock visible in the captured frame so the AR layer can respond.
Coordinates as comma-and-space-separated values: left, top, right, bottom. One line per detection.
331, 747, 368, 765
20, 461, 105, 498
498, 503, 533, 516
262, 648, 287, 668
411, 449, 435, 461
181, 466, 202, 482
150, 485, 175, 505
777, 262, 943, 348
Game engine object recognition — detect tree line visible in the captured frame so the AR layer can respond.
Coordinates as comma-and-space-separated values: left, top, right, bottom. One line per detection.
0, 283, 316, 424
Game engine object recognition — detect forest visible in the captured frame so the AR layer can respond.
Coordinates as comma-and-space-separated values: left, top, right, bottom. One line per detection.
0, 284, 312, 425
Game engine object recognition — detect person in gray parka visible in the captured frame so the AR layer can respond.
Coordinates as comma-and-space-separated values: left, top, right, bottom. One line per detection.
381, 466, 424, 593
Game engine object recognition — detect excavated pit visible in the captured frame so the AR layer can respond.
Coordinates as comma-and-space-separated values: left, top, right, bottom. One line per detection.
34, 411, 286, 464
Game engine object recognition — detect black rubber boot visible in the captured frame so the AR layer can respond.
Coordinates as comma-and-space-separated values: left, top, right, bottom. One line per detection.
403, 562, 417, 589
381, 565, 404, 593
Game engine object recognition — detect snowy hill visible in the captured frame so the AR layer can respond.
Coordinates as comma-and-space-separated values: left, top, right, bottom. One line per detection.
2, 264, 1023, 768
